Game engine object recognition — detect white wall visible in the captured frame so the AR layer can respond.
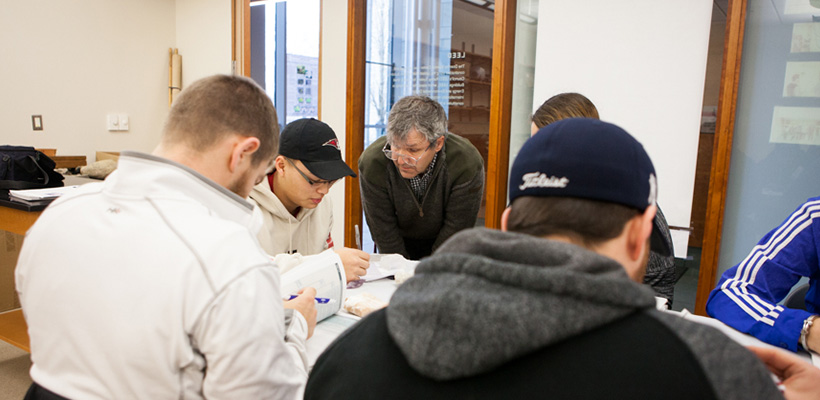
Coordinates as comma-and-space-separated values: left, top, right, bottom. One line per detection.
176, 0, 233, 83
0, 0, 233, 163
320, 0, 349, 247
0, 1, 176, 161
533, 0, 713, 257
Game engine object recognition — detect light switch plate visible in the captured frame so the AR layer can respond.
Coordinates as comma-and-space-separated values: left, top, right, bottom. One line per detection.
107, 114, 119, 131
118, 114, 129, 130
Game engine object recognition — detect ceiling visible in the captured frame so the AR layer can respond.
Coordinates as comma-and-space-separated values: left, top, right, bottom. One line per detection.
458, 0, 730, 22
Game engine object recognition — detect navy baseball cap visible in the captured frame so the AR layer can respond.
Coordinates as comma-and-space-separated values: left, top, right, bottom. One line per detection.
509, 118, 672, 257
278, 118, 357, 181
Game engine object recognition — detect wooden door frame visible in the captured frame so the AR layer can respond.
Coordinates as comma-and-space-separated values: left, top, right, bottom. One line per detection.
694, 0, 747, 316
343, 0, 517, 247
344, 0, 367, 248
233, 0, 251, 77
484, 0, 516, 229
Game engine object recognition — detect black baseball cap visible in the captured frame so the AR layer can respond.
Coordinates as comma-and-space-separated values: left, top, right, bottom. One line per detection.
278, 118, 357, 181
509, 118, 672, 257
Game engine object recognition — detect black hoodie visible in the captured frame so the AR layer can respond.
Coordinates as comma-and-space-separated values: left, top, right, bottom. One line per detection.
306, 228, 782, 400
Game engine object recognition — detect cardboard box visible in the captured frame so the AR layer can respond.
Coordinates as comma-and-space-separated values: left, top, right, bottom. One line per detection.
0, 231, 23, 312
96, 151, 120, 162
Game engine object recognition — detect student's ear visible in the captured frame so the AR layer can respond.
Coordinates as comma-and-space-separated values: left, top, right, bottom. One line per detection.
274, 155, 287, 175
229, 136, 261, 173
501, 206, 512, 232
530, 122, 540, 136
627, 204, 657, 262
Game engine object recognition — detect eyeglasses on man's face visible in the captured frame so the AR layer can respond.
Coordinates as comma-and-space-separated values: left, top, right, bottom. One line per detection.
286, 158, 338, 189
382, 141, 435, 166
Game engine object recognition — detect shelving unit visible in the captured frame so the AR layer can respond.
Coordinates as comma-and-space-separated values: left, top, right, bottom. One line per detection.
448, 48, 492, 217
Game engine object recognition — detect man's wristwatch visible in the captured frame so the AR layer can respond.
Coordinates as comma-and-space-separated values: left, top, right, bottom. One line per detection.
800, 314, 817, 352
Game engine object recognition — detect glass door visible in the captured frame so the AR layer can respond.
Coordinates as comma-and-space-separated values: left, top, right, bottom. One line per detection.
714, 1, 820, 283
358, 0, 497, 252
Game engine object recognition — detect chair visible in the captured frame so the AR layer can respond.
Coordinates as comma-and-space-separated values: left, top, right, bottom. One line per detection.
783, 283, 810, 311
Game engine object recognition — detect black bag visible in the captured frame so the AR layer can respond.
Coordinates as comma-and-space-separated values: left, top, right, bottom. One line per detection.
0, 145, 65, 189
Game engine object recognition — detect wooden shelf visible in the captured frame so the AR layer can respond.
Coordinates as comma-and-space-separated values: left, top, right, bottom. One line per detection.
466, 79, 491, 86
34, 149, 87, 169
450, 105, 490, 112
52, 156, 87, 169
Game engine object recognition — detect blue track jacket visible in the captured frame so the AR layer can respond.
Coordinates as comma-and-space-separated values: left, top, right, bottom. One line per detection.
706, 196, 820, 351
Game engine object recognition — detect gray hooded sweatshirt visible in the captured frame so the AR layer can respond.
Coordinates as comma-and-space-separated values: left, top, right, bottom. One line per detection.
306, 228, 782, 400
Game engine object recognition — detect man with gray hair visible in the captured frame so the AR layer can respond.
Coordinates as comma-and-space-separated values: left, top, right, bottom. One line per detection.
358, 95, 484, 259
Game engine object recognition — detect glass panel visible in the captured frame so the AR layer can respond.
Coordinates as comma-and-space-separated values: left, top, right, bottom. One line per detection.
361, 0, 494, 253
509, 1, 724, 312
249, 0, 320, 126
507, 0, 539, 183
450, 1, 494, 225
284, 0, 320, 123
718, 1, 820, 276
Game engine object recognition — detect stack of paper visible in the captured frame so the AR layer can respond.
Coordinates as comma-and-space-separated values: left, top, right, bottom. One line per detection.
9, 185, 80, 203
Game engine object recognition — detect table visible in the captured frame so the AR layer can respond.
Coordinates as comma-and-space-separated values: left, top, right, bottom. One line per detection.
0, 199, 40, 353
664, 308, 817, 366
305, 278, 400, 367
0, 175, 99, 352
0, 309, 29, 352
0, 175, 99, 235
304, 273, 819, 369
0, 197, 44, 236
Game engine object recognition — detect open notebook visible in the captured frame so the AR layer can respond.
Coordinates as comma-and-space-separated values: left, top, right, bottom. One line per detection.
280, 249, 346, 322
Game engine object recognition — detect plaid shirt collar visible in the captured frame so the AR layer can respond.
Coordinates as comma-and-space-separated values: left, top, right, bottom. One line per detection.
407, 152, 438, 200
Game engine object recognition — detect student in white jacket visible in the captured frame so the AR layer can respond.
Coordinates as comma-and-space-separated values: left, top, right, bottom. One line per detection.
16, 75, 316, 400
250, 118, 370, 282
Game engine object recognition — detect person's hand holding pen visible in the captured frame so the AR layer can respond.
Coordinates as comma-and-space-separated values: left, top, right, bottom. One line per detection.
283, 287, 318, 338
334, 247, 370, 283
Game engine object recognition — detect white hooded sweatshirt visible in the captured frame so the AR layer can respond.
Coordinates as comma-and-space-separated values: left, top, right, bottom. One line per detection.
249, 178, 336, 274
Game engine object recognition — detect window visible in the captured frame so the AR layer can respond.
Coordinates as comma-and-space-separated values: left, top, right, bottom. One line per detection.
250, 0, 320, 126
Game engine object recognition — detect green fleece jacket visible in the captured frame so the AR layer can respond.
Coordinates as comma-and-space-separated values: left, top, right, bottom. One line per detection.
358, 133, 484, 259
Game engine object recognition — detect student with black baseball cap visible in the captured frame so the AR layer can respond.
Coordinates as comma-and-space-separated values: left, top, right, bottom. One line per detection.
250, 118, 369, 283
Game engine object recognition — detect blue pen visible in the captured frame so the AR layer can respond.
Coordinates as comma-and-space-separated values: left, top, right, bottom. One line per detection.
287, 295, 333, 304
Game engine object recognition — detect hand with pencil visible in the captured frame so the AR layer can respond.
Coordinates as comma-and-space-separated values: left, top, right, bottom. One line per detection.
283, 287, 318, 338
333, 224, 371, 283
334, 247, 370, 283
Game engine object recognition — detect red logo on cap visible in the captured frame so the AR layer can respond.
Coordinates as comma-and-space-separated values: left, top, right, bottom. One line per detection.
323, 139, 341, 151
